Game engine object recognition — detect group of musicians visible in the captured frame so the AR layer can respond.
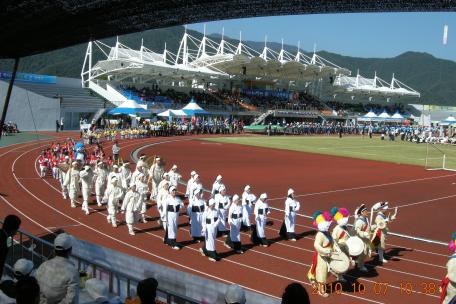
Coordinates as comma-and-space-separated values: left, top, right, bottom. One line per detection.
308, 203, 398, 297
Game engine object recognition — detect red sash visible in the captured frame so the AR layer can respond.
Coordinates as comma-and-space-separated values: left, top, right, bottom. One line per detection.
440, 276, 450, 304
339, 230, 346, 239
310, 243, 331, 276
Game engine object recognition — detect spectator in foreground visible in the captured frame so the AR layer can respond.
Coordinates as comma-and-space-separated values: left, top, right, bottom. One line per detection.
0, 258, 34, 299
36, 233, 79, 304
15, 276, 40, 304
125, 277, 158, 304
281, 282, 310, 304
225, 284, 246, 304
0, 215, 21, 279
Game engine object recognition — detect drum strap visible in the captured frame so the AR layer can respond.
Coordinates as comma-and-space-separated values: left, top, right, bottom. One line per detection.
440, 276, 450, 304
378, 213, 387, 219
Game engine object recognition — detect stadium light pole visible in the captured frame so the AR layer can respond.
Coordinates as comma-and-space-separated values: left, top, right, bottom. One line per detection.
0, 57, 20, 140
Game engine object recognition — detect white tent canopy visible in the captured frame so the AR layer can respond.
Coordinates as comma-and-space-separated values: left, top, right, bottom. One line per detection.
391, 112, 404, 119
364, 111, 378, 118
378, 111, 391, 119
157, 109, 189, 117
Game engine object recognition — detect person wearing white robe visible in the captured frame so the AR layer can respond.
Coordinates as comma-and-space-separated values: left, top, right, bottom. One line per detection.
281, 188, 300, 241
148, 157, 164, 200
79, 165, 94, 215
130, 164, 143, 188
58, 156, 70, 199
185, 171, 197, 198
168, 164, 181, 188
225, 194, 243, 253
156, 181, 170, 226
120, 162, 132, 190
200, 199, 220, 261
63, 162, 80, 208
163, 186, 183, 249
215, 186, 230, 235
189, 174, 203, 203
252, 193, 270, 247
136, 155, 148, 176
211, 175, 224, 198
241, 185, 256, 230
188, 188, 205, 242
105, 176, 123, 227
106, 165, 121, 194
135, 173, 149, 223
121, 184, 141, 235
93, 161, 108, 206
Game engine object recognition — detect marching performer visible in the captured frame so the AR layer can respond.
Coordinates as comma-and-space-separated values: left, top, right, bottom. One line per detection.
120, 161, 132, 190
241, 185, 256, 231
185, 171, 197, 198
79, 165, 94, 215
38, 152, 49, 178
211, 175, 224, 197
189, 174, 203, 203
225, 194, 243, 254
94, 161, 108, 206
58, 156, 70, 199
188, 188, 205, 242
163, 186, 183, 250
251, 193, 270, 247
168, 164, 181, 188
307, 211, 334, 298
105, 176, 124, 227
156, 181, 170, 227
200, 198, 221, 261
136, 154, 148, 175
371, 202, 397, 264
135, 173, 149, 223
148, 157, 164, 200
63, 161, 80, 208
106, 165, 121, 193
215, 185, 230, 235
280, 189, 300, 241
331, 207, 351, 282
130, 163, 144, 188
121, 184, 141, 235
354, 204, 371, 272
440, 232, 456, 304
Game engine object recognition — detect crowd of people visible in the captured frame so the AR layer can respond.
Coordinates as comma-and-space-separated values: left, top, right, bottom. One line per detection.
1, 122, 19, 136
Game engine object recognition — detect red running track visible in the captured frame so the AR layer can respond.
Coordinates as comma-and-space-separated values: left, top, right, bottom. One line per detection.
0, 134, 452, 304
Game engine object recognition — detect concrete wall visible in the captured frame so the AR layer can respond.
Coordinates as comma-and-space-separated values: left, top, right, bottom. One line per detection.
72, 238, 280, 304
0, 80, 60, 131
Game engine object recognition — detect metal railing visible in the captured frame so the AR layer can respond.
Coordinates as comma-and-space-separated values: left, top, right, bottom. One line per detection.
2, 223, 198, 303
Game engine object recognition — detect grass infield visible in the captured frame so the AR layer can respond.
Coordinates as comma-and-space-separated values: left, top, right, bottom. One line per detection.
202, 135, 456, 169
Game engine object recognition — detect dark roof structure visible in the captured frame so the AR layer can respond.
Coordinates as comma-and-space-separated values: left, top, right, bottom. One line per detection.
2, 0, 456, 58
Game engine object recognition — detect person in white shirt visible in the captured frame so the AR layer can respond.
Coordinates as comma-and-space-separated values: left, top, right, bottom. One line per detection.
64, 162, 80, 208
163, 186, 183, 250
93, 161, 108, 207
79, 165, 94, 215
225, 194, 243, 254
135, 173, 149, 224
280, 188, 300, 241
120, 162, 132, 190
106, 165, 121, 194
121, 184, 141, 235
155, 181, 170, 227
148, 157, 164, 200
211, 175, 224, 198
252, 193, 270, 247
168, 164, 181, 188
200, 199, 220, 261
187, 188, 205, 242
189, 174, 203, 203
105, 176, 123, 227
215, 185, 230, 235
112, 141, 120, 163
241, 185, 256, 231
130, 163, 144, 188
185, 171, 197, 198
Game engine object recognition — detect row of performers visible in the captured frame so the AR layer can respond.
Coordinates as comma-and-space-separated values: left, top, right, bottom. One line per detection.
308, 203, 398, 298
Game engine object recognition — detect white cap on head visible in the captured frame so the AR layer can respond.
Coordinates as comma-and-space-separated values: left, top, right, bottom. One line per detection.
219, 185, 226, 191
140, 155, 146, 159
84, 165, 91, 170
112, 164, 119, 169
169, 185, 177, 192
193, 187, 202, 195
216, 174, 222, 181
225, 284, 246, 304
163, 172, 169, 178
85, 278, 109, 303
208, 198, 216, 206
288, 188, 294, 196
13, 259, 34, 277
260, 193, 267, 200
71, 161, 78, 166
193, 174, 199, 179
54, 233, 73, 251
372, 202, 382, 211
244, 185, 251, 191
190, 170, 196, 176
172, 164, 177, 170
232, 194, 240, 202
64, 156, 70, 160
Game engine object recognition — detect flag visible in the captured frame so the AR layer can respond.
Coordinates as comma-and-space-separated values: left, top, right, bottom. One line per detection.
443, 24, 448, 45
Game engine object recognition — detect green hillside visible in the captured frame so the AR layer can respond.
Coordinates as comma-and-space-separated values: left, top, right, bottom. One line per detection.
1, 25, 455, 105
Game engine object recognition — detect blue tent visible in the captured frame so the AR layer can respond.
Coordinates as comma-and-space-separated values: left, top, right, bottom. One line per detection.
108, 100, 149, 115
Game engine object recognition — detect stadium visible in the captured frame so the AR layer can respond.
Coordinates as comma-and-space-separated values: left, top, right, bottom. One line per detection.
0, 1, 456, 304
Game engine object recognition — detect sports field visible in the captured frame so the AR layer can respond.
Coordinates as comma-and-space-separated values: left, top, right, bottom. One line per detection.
203, 135, 456, 169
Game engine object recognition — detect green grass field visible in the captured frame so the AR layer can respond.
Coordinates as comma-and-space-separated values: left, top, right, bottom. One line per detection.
0, 132, 53, 147
202, 136, 456, 169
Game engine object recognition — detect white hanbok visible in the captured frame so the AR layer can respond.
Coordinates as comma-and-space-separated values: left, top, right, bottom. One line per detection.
214, 193, 230, 232
105, 185, 123, 226
94, 167, 108, 205
188, 198, 205, 239
284, 197, 300, 233
120, 166, 132, 190
202, 209, 220, 252
241, 192, 256, 227
254, 199, 269, 238
228, 204, 243, 243
164, 196, 183, 241
185, 177, 194, 197
79, 169, 94, 213
64, 168, 80, 207
121, 190, 141, 234
135, 178, 149, 222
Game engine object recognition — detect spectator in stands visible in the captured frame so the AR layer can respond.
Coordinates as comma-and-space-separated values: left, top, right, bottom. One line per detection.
112, 140, 120, 163
15, 276, 40, 304
0, 258, 34, 299
125, 277, 158, 304
36, 233, 79, 304
225, 284, 246, 304
56, 120, 60, 133
281, 282, 310, 304
0, 215, 21, 279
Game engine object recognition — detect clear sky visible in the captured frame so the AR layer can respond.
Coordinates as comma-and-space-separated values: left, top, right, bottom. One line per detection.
188, 13, 456, 61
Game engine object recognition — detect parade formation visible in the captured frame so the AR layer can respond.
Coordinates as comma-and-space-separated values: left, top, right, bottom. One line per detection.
36, 138, 455, 301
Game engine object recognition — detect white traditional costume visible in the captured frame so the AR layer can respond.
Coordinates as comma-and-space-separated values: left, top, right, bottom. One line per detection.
121, 185, 141, 235
185, 171, 197, 198
168, 164, 181, 188
93, 162, 108, 206
214, 186, 230, 234
354, 204, 371, 272
105, 177, 123, 227
371, 202, 396, 263
280, 189, 300, 241
211, 175, 224, 198
63, 162, 80, 208
163, 186, 183, 249
188, 188, 205, 242
252, 193, 269, 247
200, 199, 220, 261
120, 162, 132, 190
135, 173, 149, 223
148, 157, 164, 199
58, 156, 70, 199
241, 185, 256, 230
225, 194, 243, 253
440, 233, 456, 304
79, 165, 94, 215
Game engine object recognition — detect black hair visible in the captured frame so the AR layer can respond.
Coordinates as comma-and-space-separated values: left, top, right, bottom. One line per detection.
2, 215, 21, 233
15, 276, 40, 304
281, 282, 310, 304
137, 278, 158, 303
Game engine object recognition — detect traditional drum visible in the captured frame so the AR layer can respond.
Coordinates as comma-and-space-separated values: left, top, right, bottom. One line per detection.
328, 251, 350, 274
346, 236, 365, 256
